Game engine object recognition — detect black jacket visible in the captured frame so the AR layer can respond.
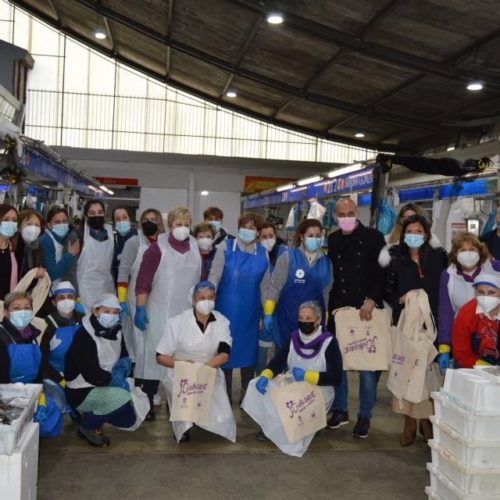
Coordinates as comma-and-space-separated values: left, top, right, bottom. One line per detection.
480, 229, 500, 261
327, 222, 386, 313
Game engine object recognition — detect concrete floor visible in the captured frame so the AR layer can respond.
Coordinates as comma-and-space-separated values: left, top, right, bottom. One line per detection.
38, 373, 431, 499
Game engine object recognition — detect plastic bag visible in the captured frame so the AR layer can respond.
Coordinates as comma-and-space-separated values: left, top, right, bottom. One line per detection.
307, 199, 326, 223
481, 208, 497, 236
34, 392, 63, 438
377, 199, 397, 235
285, 205, 296, 230
116, 378, 150, 432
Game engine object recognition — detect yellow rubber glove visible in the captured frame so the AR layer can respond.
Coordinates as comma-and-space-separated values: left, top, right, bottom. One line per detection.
59, 379, 66, 388
263, 300, 276, 316
475, 359, 492, 366
304, 371, 320, 385
260, 369, 274, 380
117, 285, 128, 303
38, 392, 46, 406
438, 344, 451, 354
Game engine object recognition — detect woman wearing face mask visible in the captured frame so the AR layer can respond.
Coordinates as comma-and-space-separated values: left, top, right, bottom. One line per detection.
39, 281, 84, 385
244, 301, 342, 451
437, 233, 500, 374
65, 293, 135, 447
134, 207, 201, 419
259, 221, 287, 272
111, 207, 137, 286
452, 272, 500, 368
261, 219, 332, 350
117, 209, 164, 409
208, 212, 268, 403
0, 204, 19, 301
15, 209, 46, 280
193, 222, 217, 280
0, 292, 41, 384
39, 206, 80, 289
76, 200, 115, 313
382, 214, 447, 446
156, 281, 235, 443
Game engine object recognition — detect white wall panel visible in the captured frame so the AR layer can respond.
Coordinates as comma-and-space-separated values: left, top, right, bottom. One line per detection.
139, 187, 188, 223
194, 191, 241, 236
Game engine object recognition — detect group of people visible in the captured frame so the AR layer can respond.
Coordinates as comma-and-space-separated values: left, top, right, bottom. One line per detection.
0, 197, 498, 452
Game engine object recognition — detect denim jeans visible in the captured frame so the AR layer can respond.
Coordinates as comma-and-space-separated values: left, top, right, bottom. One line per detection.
333, 370, 377, 419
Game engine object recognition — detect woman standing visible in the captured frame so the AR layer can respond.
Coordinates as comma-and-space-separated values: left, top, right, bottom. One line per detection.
39, 206, 80, 288
261, 219, 332, 350
0, 204, 19, 300
134, 207, 201, 419
111, 207, 137, 286
382, 214, 448, 446
208, 212, 268, 403
193, 222, 216, 281
76, 200, 115, 313
386, 203, 422, 244
437, 233, 500, 373
15, 209, 46, 279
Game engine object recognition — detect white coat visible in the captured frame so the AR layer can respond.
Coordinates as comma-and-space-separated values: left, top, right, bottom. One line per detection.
157, 308, 236, 442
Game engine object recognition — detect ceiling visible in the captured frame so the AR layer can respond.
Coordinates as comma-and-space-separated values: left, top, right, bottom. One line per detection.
10, 0, 500, 153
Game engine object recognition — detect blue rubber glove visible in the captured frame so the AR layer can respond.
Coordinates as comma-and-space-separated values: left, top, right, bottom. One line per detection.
263, 315, 273, 334
437, 353, 450, 375
134, 306, 148, 331
112, 356, 132, 378
120, 302, 130, 317
110, 371, 129, 391
74, 302, 85, 315
292, 367, 305, 382
256, 376, 269, 395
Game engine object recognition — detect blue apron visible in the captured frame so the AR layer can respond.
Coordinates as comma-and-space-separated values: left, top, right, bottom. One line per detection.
274, 248, 331, 349
48, 324, 80, 374
7, 343, 42, 383
216, 240, 268, 368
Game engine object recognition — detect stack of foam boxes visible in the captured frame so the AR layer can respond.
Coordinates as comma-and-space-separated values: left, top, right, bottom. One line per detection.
425, 368, 500, 500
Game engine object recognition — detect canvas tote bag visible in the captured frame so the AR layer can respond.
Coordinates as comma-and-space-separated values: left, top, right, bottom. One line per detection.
170, 361, 216, 426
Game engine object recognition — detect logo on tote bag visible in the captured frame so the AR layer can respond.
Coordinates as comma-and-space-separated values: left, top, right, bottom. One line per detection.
177, 378, 209, 398
344, 330, 378, 355
284, 389, 318, 419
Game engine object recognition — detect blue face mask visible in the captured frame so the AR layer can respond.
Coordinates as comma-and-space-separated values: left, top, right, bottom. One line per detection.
239, 227, 256, 244
10, 310, 33, 330
0, 221, 17, 239
404, 233, 425, 249
98, 313, 120, 329
51, 223, 69, 238
304, 237, 322, 253
115, 221, 131, 236
209, 220, 222, 233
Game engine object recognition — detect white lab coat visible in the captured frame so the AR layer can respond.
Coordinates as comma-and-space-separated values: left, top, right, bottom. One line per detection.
157, 308, 236, 442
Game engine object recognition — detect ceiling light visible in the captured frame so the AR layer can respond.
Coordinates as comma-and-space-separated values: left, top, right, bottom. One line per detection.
297, 175, 322, 186
354, 132, 365, 138
267, 13, 284, 24
466, 81, 483, 91
446, 145, 455, 151
100, 185, 114, 195
201, 190, 209, 196
94, 29, 106, 40
276, 183, 295, 192
327, 163, 363, 178
225, 90, 237, 98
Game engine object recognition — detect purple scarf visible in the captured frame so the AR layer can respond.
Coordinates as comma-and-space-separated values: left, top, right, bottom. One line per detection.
291, 329, 332, 359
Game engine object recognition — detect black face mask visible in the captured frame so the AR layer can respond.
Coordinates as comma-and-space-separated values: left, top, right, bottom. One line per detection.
141, 220, 158, 237
298, 321, 317, 335
87, 216, 105, 231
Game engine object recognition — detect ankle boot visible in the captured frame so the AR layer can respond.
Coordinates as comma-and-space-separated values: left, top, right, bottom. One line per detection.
419, 418, 433, 441
400, 416, 417, 446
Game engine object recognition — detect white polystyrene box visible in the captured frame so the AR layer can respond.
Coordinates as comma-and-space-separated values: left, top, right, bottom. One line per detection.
429, 440, 500, 494
426, 464, 500, 500
0, 384, 42, 456
431, 416, 500, 468
432, 392, 500, 442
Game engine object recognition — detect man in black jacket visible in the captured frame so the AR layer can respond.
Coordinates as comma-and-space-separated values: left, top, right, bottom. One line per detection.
480, 206, 500, 260
327, 198, 386, 439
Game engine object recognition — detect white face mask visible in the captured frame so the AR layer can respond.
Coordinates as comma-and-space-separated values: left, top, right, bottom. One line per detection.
477, 295, 500, 313
457, 250, 480, 268
195, 299, 215, 315
261, 238, 276, 252
56, 299, 75, 315
197, 237, 213, 252
22, 225, 41, 243
172, 226, 190, 241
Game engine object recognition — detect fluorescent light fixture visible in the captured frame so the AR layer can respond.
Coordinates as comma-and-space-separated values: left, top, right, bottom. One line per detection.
276, 183, 295, 192
327, 163, 363, 178
354, 132, 365, 138
466, 81, 483, 91
297, 175, 322, 186
201, 190, 209, 196
291, 186, 307, 193
225, 90, 237, 98
100, 185, 114, 195
446, 145, 455, 151
267, 12, 284, 24
94, 29, 106, 40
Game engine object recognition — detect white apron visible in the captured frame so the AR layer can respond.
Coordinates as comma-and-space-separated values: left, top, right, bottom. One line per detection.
135, 234, 201, 380
76, 223, 115, 313
47, 230, 64, 289
122, 232, 150, 361
161, 309, 235, 442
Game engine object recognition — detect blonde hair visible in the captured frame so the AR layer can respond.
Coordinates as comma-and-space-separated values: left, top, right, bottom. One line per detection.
449, 232, 491, 267
388, 203, 423, 244
4, 291, 33, 311
167, 207, 191, 227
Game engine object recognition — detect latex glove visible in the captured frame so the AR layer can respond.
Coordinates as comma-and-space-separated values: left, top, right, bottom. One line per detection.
292, 367, 319, 384
437, 353, 450, 375
74, 301, 85, 315
263, 315, 273, 334
292, 367, 305, 381
134, 306, 148, 331
256, 376, 269, 395
112, 356, 132, 378
120, 301, 130, 317
110, 372, 130, 391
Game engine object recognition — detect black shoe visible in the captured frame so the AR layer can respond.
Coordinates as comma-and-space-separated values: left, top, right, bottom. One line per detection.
256, 431, 269, 442
327, 410, 349, 429
179, 430, 191, 443
352, 417, 370, 439
145, 410, 156, 421
77, 427, 110, 447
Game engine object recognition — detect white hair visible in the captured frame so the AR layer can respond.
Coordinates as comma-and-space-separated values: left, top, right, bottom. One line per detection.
298, 301, 322, 319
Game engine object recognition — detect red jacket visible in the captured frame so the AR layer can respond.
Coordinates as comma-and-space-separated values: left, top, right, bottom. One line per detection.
452, 298, 500, 368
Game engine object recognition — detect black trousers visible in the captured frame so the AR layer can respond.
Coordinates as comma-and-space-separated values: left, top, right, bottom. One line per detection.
223, 367, 255, 403
135, 378, 159, 411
